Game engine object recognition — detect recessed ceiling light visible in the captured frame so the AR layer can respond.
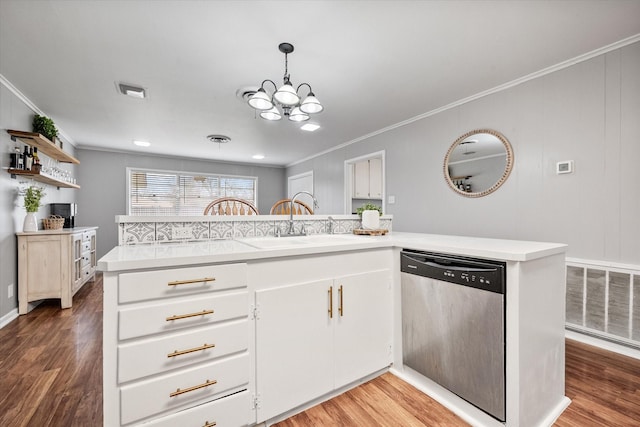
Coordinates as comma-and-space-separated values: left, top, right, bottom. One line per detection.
133, 140, 150, 147
252, 154, 265, 160
118, 83, 146, 99
301, 123, 320, 132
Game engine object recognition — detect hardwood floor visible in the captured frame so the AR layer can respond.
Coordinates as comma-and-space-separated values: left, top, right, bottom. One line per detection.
0, 276, 103, 426
1, 274, 639, 426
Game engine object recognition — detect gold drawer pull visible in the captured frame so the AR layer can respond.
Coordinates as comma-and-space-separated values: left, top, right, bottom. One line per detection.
166, 309, 214, 322
168, 343, 215, 358
328, 286, 333, 318
168, 277, 215, 286
203, 422, 217, 427
170, 379, 217, 398
339, 284, 344, 317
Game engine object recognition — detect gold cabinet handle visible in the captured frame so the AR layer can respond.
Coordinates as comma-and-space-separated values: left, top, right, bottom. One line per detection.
328, 286, 333, 318
168, 277, 215, 286
203, 422, 217, 427
166, 309, 214, 322
338, 285, 344, 317
170, 379, 217, 398
167, 343, 215, 358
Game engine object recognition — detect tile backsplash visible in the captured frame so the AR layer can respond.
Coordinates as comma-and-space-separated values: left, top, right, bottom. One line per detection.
118, 215, 393, 245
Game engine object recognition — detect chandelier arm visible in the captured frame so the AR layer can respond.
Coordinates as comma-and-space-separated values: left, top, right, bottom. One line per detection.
296, 83, 313, 95
260, 79, 278, 93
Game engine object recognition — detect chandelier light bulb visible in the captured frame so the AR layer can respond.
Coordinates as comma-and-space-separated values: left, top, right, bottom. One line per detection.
274, 81, 299, 106
260, 106, 282, 121
288, 106, 310, 122
248, 88, 274, 110
300, 93, 323, 114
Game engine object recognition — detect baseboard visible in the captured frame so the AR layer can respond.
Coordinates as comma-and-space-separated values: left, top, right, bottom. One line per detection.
565, 329, 640, 361
0, 308, 18, 329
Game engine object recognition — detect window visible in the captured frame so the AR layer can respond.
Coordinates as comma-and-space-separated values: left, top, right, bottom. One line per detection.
127, 168, 257, 216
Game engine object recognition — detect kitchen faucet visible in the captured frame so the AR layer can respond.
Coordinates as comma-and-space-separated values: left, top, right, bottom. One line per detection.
287, 191, 319, 235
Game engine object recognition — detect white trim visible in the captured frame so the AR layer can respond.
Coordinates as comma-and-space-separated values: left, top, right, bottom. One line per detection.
286, 33, 640, 168
0, 73, 75, 146
565, 329, 640, 361
566, 257, 640, 272
0, 308, 18, 329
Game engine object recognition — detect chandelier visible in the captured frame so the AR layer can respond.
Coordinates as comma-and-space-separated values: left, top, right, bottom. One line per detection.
247, 42, 323, 122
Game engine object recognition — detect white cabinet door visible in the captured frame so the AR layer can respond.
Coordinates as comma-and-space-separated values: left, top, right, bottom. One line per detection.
353, 160, 370, 198
255, 279, 334, 422
333, 270, 392, 388
353, 159, 383, 199
368, 158, 383, 199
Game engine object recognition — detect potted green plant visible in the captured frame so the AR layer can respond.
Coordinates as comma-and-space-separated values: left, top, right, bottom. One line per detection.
22, 185, 45, 231
32, 114, 59, 143
356, 203, 382, 230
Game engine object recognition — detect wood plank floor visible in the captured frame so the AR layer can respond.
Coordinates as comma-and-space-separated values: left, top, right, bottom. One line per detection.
1, 274, 639, 426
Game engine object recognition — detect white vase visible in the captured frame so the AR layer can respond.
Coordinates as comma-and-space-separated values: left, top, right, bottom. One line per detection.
361, 210, 380, 230
23, 212, 38, 232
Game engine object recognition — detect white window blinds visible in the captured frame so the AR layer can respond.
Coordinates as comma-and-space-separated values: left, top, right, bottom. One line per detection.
128, 168, 257, 216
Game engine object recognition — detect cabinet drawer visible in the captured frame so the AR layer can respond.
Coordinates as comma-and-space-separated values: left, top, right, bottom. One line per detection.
118, 291, 247, 340
82, 241, 91, 252
141, 389, 250, 427
82, 231, 94, 242
118, 319, 248, 383
120, 352, 249, 425
81, 253, 91, 268
119, 263, 247, 303
81, 265, 92, 280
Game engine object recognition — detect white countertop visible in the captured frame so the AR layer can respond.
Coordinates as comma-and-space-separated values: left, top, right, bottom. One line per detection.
17, 226, 98, 236
98, 232, 567, 272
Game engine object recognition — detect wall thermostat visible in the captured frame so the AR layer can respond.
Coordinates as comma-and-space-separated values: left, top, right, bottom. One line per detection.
556, 160, 574, 174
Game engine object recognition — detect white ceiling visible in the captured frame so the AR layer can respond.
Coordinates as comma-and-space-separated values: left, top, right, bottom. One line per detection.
1, 1, 639, 167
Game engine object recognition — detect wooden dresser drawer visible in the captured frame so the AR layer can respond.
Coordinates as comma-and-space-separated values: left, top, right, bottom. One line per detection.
141, 389, 250, 427
119, 263, 247, 303
118, 291, 247, 340
118, 319, 248, 383
82, 230, 94, 242
120, 352, 249, 425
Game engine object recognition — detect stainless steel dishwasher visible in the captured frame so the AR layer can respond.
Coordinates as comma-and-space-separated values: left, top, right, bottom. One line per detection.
401, 250, 506, 422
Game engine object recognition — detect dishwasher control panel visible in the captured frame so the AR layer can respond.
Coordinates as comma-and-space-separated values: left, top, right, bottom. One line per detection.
401, 250, 505, 294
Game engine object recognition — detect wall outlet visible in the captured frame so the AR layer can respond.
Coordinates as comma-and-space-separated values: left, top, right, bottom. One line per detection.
172, 226, 193, 239
8, 284, 14, 299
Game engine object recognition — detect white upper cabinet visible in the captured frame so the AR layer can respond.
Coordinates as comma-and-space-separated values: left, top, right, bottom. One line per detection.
353, 158, 382, 199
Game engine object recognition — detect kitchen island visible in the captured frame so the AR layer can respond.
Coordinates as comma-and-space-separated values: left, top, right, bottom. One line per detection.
99, 232, 568, 427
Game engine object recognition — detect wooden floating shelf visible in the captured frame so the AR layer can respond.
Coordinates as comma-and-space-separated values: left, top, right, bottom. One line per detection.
8, 168, 81, 189
7, 130, 80, 164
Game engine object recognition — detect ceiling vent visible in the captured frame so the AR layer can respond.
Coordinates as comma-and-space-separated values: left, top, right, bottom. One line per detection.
206, 134, 231, 144
236, 87, 259, 103
118, 83, 146, 99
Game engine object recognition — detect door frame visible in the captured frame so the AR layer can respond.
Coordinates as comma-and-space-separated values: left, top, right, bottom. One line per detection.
343, 150, 385, 215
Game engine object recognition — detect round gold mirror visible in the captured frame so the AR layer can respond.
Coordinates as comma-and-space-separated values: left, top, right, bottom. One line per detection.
444, 129, 514, 197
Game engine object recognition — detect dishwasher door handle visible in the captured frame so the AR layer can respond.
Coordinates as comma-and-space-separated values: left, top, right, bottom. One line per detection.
402, 253, 498, 273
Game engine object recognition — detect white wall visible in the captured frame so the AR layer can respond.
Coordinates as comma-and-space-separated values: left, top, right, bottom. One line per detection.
287, 41, 640, 265
0, 84, 78, 320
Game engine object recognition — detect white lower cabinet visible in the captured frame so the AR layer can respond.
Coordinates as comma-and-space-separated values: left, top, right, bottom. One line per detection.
103, 262, 250, 427
255, 268, 392, 423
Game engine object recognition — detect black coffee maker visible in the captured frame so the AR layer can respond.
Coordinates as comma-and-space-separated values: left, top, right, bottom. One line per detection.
50, 203, 76, 228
